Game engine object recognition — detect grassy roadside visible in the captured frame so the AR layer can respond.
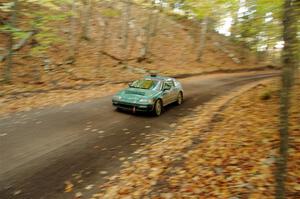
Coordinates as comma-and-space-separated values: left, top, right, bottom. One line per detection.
86, 76, 299, 199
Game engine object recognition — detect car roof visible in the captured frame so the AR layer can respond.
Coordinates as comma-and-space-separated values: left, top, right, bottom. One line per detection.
144, 75, 173, 81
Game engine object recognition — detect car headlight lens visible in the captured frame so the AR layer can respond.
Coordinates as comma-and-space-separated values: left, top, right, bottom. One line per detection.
113, 95, 122, 101
139, 98, 153, 104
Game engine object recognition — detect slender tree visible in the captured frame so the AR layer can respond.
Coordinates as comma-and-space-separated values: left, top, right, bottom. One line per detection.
197, 16, 208, 62
122, 0, 132, 66
3, 0, 18, 83
69, 0, 78, 63
276, 0, 299, 198
184, 0, 215, 62
81, 0, 92, 40
122, 0, 131, 48
96, 4, 120, 69
138, 8, 153, 61
97, 18, 109, 68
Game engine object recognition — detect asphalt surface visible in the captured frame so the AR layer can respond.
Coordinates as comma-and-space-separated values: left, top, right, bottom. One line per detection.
0, 72, 277, 199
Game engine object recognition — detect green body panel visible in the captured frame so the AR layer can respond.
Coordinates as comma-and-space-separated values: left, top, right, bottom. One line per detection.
112, 75, 183, 112
114, 87, 162, 105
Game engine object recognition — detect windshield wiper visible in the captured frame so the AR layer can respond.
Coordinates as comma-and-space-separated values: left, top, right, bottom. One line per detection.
130, 85, 148, 89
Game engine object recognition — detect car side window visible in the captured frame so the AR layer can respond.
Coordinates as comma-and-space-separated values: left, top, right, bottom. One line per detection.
166, 80, 175, 87
163, 81, 171, 90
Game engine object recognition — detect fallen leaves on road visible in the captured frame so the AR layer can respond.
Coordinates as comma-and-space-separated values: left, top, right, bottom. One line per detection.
64, 181, 74, 193
93, 79, 288, 198
13, 190, 22, 196
85, 184, 95, 190
75, 192, 83, 198
99, 171, 108, 175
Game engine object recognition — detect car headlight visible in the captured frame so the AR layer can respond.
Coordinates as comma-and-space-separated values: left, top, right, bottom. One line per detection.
139, 98, 153, 104
113, 95, 122, 101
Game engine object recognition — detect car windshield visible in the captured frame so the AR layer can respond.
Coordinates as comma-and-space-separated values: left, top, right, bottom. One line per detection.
129, 79, 159, 90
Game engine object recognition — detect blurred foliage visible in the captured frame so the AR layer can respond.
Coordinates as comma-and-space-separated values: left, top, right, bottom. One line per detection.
0, 0, 69, 57
101, 8, 121, 18
2, 0, 297, 59
145, 0, 299, 61
260, 90, 272, 100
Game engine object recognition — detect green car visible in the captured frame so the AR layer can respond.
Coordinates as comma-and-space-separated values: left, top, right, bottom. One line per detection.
112, 75, 184, 116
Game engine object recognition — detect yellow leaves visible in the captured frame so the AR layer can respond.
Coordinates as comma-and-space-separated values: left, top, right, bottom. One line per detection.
64, 181, 74, 193
103, 186, 118, 199
160, 193, 174, 199
148, 168, 163, 179
75, 192, 83, 198
294, 184, 300, 191
118, 186, 131, 195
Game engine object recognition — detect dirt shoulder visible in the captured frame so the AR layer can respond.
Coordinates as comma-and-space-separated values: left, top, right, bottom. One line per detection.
86, 75, 299, 198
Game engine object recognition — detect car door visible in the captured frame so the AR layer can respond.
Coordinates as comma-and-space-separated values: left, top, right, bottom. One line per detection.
162, 81, 173, 105
166, 80, 178, 102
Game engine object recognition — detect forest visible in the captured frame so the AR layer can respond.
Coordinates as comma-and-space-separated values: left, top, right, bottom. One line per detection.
0, 0, 298, 90
0, 0, 299, 199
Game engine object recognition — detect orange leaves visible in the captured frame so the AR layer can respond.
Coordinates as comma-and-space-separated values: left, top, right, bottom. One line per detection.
92, 80, 294, 198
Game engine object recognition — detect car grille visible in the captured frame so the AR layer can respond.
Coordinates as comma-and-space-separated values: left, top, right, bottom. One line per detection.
118, 104, 134, 109
125, 91, 145, 96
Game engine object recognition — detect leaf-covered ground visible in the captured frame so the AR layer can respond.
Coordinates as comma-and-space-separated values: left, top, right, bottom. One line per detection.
0, 83, 126, 116
86, 76, 299, 199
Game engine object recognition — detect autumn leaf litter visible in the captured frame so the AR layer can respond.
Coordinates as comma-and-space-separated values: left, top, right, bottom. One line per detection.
86, 78, 300, 199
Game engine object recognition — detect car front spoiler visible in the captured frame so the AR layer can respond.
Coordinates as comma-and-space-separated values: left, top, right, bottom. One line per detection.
112, 101, 154, 112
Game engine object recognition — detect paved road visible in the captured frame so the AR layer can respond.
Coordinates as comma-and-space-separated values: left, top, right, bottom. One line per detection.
0, 72, 277, 199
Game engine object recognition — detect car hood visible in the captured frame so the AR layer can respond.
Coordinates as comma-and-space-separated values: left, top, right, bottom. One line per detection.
117, 88, 159, 100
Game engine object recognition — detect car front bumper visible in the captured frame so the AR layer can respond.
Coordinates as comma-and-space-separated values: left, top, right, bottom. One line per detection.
112, 100, 154, 112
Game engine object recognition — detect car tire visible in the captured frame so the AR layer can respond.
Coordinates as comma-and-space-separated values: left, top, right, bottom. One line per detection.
153, 99, 163, 116
176, 92, 183, 105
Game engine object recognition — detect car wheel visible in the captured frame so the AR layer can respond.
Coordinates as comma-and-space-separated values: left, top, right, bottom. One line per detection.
176, 92, 183, 105
153, 99, 162, 116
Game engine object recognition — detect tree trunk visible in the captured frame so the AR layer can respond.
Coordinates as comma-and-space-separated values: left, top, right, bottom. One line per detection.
276, 0, 299, 198
148, 7, 161, 55
3, 0, 18, 84
0, 31, 34, 63
122, 0, 131, 48
197, 17, 208, 62
151, 9, 159, 37
139, 9, 153, 61
81, 0, 92, 40
69, 0, 77, 62
122, 0, 131, 66
97, 18, 109, 68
